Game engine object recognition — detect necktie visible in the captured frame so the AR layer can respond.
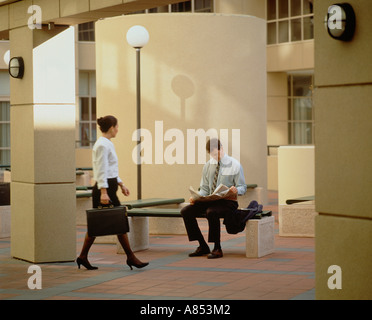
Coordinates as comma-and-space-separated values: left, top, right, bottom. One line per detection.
211, 161, 220, 193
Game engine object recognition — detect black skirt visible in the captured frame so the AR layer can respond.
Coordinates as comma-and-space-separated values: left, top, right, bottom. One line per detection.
92, 178, 121, 208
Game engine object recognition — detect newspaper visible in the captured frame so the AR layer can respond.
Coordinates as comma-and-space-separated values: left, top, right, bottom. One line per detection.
189, 184, 234, 202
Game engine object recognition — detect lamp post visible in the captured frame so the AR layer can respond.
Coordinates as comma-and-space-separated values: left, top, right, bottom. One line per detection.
126, 25, 149, 200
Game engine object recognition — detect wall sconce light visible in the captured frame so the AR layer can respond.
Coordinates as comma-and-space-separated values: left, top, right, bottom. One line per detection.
8, 57, 24, 79
325, 3, 356, 41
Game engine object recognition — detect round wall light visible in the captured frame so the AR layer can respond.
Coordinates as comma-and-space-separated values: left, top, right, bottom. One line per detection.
8, 57, 24, 79
325, 3, 356, 41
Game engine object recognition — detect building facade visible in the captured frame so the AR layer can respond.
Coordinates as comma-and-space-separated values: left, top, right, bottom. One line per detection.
1, 0, 371, 300
0, 0, 315, 190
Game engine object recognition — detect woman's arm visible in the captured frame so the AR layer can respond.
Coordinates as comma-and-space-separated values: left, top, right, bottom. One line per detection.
94, 144, 111, 204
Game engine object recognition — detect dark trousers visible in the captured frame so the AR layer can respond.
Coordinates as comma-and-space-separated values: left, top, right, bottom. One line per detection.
181, 200, 238, 244
92, 178, 121, 208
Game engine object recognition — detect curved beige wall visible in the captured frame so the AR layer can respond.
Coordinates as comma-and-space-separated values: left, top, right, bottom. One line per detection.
278, 146, 315, 205
95, 13, 267, 202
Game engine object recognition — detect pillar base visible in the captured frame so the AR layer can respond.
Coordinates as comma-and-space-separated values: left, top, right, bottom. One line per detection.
11, 182, 76, 263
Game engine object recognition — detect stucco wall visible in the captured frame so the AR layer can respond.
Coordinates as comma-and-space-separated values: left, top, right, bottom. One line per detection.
95, 13, 267, 203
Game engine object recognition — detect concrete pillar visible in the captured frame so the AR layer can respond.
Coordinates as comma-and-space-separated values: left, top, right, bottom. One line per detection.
10, 25, 76, 263
314, 0, 372, 299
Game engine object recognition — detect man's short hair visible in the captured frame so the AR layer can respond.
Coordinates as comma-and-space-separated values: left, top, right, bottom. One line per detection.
206, 138, 222, 153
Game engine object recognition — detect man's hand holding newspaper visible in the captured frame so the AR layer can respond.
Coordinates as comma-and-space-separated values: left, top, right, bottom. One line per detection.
189, 184, 238, 204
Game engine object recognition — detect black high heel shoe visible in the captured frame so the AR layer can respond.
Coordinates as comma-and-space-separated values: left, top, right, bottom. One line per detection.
76, 257, 98, 270
126, 258, 149, 270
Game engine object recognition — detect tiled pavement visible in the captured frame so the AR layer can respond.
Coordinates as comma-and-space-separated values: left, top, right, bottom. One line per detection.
0, 191, 315, 301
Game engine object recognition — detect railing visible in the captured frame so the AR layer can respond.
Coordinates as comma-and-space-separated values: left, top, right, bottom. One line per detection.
267, 144, 314, 156
0, 165, 92, 171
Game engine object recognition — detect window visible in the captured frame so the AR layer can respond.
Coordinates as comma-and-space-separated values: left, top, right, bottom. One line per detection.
194, 0, 213, 12
78, 71, 96, 148
0, 101, 10, 166
146, 1, 213, 14
171, 1, 192, 12
267, 0, 314, 45
78, 22, 95, 42
0, 71, 10, 167
287, 74, 314, 144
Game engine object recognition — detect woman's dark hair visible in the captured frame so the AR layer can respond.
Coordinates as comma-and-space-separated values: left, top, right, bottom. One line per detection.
97, 115, 118, 133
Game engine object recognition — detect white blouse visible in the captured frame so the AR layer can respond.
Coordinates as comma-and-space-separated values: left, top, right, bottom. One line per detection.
92, 137, 122, 189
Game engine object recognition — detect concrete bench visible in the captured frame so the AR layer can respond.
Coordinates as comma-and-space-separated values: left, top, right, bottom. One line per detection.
123, 197, 185, 209
76, 190, 92, 198
75, 183, 263, 225
246, 184, 258, 188
115, 198, 186, 252
126, 207, 272, 219
76, 191, 274, 258
122, 198, 186, 238
0, 205, 10, 238
75, 169, 93, 187
118, 203, 274, 258
246, 216, 275, 258
286, 195, 315, 205
77, 197, 185, 247
137, 184, 264, 235
0, 183, 11, 238
279, 196, 317, 237
125, 193, 270, 235
76, 187, 93, 226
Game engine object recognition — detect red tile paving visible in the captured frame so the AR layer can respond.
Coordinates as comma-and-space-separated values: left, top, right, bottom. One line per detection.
0, 191, 315, 302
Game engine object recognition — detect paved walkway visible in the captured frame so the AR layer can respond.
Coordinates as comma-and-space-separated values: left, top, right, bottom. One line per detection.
0, 191, 315, 301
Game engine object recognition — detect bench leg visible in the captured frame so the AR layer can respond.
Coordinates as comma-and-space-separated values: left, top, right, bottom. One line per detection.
246, 216, 275, 258
279, 203, 318, 237
0, 206, 11, 238
148, 203, 187, 235
117, 217, 149, 253
149, 217, 187, 235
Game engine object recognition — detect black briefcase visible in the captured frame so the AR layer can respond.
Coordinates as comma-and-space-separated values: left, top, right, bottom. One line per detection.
86, 205, 129, 237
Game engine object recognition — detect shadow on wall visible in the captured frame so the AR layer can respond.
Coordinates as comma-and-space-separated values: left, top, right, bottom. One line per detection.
95, 14, 267, 201
171, 74, 195, 121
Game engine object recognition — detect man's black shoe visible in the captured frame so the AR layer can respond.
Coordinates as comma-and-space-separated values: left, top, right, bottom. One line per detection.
207, 249, 223, 259
189, 246, 211, 257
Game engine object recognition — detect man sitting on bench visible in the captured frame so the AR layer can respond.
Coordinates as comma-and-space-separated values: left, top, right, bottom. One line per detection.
181, 138, 247, 259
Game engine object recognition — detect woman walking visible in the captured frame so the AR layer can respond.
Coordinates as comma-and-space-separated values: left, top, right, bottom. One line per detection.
76, 115, 148, 270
